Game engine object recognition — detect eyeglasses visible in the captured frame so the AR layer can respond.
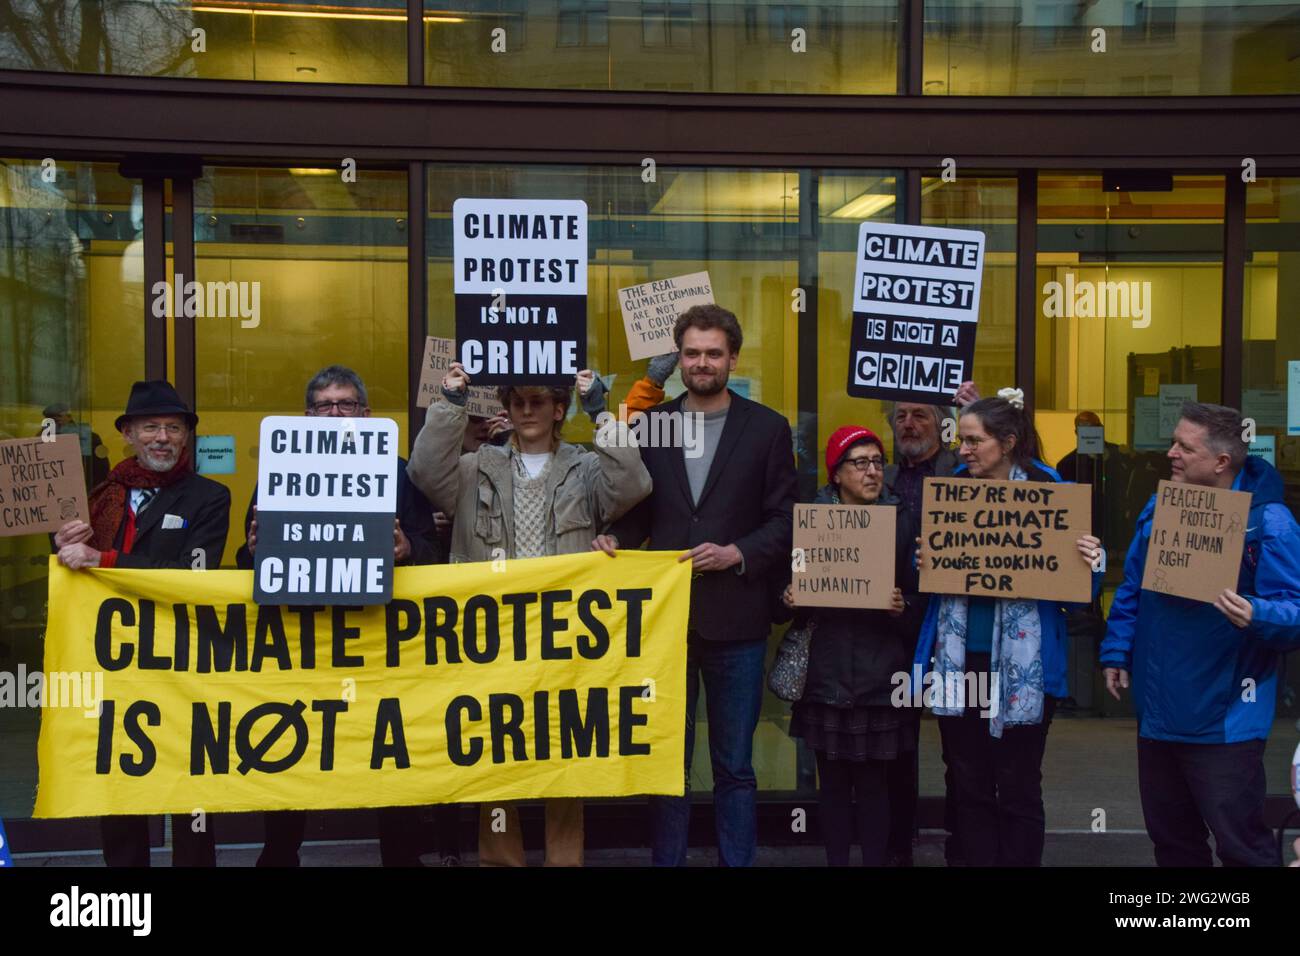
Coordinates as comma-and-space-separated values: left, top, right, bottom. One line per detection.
135, 423, 186, 438
841, 456, 886, 473
958, 435, 990, 448
309, 400, 363, 415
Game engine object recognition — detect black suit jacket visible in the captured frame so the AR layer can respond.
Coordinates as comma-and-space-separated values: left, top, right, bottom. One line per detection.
607, 391, 797, 642
112, 472, 231, 569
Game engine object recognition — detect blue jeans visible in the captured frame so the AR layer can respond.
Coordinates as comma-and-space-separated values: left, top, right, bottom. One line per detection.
650, 635, 767, 866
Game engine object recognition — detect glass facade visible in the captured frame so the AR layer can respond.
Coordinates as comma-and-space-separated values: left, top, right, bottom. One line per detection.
0, 159, 143, 819
193, 165, 409, 564
9, 0, 1298, 93
0, 0, 406, 83
924, 0, 1300, 95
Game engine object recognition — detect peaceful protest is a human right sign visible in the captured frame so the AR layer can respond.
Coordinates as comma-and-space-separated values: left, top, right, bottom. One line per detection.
453, 198, 588, 386
847, 222, 985, 404
254, 416, 398, 606
1140, 480, 1251, 602
919, 476, 1092, 602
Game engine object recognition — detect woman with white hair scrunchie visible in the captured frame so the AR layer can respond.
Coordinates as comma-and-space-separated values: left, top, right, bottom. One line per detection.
911, 387, 1104, 866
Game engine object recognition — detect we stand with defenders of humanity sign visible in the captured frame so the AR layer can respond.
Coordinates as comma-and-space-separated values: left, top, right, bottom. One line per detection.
847, 222, 986, 404
454, 198, 588, 386
254, 417, 398, 606
34, 552, 690, 817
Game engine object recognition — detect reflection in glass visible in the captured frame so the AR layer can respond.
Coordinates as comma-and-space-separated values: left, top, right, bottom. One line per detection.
0, 159, 142, 820
925, 0, 1300, 95
426, 0, 899, 93
0, 0, 405, 83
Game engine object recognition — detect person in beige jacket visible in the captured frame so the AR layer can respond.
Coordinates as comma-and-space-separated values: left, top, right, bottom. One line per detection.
407, 360, 652, 866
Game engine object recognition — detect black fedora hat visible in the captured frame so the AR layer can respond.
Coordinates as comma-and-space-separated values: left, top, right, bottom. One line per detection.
115, 380, 199, 431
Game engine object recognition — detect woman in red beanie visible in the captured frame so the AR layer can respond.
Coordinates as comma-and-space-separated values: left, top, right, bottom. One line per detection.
780, 425, 921, 866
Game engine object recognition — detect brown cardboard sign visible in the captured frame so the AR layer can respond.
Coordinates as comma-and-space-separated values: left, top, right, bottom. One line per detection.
919, 477, 1092, 602
792, 504, 896, 609
416, 336, 457, 409
0, 434, 89, 536
1140, 480, 1251, 603
417, 335, 506, 418
617, 271, 713, 361
464, 387, 505, 419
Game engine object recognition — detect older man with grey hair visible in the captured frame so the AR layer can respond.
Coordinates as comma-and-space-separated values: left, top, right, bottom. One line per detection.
882, 383, 977, 866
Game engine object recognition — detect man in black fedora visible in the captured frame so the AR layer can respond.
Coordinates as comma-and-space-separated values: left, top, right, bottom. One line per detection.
53, 379, 231, 866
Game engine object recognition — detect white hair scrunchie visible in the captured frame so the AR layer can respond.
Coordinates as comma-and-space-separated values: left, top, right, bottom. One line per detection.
997, 387, 1025, 410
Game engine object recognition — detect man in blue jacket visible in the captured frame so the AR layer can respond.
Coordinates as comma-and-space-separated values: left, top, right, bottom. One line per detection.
1100, 401, 1300, 867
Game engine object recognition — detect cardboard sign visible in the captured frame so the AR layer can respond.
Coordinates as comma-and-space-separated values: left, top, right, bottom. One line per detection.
254, 416, 398, 606
465, 386, 505, 419
792, 504, 896, 609
416, 336, 457, 409
1140, 480, 1251, 603
0, 434, 89, 536
617, 271, 713, 361
195, 435, 236, 475
847, 222, 986, 404
919, 477, 1092, 602
453, 198, 588, 386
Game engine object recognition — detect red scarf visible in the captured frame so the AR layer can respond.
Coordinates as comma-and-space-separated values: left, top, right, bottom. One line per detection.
89, 449, 193, 550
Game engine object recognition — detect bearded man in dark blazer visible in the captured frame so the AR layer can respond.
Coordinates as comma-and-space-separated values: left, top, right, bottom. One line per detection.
595, 304, 797, 867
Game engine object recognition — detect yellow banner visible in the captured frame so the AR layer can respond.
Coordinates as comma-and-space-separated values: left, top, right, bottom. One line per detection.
35, 551, 689, 818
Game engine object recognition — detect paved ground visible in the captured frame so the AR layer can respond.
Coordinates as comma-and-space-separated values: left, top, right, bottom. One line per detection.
15, 830, 1174, 867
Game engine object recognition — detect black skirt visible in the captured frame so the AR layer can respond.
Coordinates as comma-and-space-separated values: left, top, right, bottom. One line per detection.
789, 702, 915, 763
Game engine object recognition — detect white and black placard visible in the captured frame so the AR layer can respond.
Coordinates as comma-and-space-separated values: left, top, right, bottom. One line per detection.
846, 221, 986, 404
453, 198, 588, 386
254, 416, 398, 606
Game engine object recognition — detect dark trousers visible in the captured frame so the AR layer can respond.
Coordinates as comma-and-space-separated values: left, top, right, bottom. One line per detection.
258, 805, 463, 867
650, 635, 767, 867
939, 661, 1055, 867
815, 750, 891, 866
1138, 736, 1276, 867
101, 815, 216, 867
885, 715, 919, 861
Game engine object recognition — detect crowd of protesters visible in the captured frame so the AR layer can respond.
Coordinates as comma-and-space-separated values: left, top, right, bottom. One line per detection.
53, 301, 1300, 868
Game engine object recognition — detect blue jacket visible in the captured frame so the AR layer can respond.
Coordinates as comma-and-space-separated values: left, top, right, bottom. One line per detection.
1099, 456, 1300, 744
913, 459, 1101, 700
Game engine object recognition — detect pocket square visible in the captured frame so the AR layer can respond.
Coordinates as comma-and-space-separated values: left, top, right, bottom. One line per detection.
161, 513, 188, 530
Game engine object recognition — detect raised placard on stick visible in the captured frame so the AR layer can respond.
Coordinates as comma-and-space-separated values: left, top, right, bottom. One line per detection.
0, 434, 88, 536
1140, 480, 1251, 603
792, 503, 896, 609
254, 416, 398, 606
847, 222, 986, 404
919, 477, 1092, 602
453, 198, 588, 386
617, 271, 713, 361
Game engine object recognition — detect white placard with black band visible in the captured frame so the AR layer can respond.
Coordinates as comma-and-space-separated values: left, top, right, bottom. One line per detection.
453, 198, 588, 386
847, 221, 986, 404
254, 416, 398, 606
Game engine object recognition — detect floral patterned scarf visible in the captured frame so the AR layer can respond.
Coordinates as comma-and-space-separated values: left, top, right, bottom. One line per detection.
929, 463, 1045, 738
